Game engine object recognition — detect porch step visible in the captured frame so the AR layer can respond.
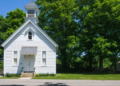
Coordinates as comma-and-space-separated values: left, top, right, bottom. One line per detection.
20, 72, 34, 77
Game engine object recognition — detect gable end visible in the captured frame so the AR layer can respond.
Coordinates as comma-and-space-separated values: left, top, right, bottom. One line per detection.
1, 20, 58, 48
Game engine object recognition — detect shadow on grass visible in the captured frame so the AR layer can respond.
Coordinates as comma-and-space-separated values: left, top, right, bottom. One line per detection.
58, 72, 120, 75
39, 82, 68, 86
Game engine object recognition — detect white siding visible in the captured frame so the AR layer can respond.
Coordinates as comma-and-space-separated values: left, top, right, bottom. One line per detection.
35, 66, 56, 74
4, 22, 56, 74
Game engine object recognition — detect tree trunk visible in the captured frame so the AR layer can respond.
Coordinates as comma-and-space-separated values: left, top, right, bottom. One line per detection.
99, 56, 103, 72
61, 48, 67, 70
88, 52, 93, 72
89, 57, 93, 72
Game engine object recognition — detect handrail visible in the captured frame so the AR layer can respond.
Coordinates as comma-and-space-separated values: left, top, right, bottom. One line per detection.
21, 67, 24, 72
34, 67, 36, 71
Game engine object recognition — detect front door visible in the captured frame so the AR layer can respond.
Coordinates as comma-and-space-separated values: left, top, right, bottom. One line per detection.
24, 55, 35, 72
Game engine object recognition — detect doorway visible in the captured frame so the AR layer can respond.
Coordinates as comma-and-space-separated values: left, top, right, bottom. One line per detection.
23, 55, 35, 72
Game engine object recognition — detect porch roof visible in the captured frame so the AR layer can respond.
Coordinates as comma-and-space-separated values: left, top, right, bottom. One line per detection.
21, 46, 37, 55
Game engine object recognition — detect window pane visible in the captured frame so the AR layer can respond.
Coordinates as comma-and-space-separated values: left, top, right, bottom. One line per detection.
14, 51, 17, 58
28, 32, 32, 40
28, 10, 35, 14
28, 36, 32, 39
42, 59, 46, 65
14, 58, 17, 65
28, 32, 32, 35
42, 51, 46, 58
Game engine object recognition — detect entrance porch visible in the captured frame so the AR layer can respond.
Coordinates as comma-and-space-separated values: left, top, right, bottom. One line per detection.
23, 55, 35, 73
20, 46, 37, 77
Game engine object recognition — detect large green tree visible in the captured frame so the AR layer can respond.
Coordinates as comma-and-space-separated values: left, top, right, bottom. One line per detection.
77, 0, 120, 71
0, 8, 25, 61
35, 0, 79, 70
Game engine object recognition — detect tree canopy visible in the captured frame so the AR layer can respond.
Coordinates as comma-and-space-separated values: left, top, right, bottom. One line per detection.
0, 0, 120, 72
35, 0, 120, 72
0, 8, 25, 60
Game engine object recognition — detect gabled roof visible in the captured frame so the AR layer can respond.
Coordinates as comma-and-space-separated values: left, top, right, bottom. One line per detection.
1, 20, 58, 48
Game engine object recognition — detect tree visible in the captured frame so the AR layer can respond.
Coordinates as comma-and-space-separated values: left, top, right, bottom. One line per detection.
0, 8, 25, 61
35, 0, 79, 70
0, 15, 5, 60
77, 0, 120, 71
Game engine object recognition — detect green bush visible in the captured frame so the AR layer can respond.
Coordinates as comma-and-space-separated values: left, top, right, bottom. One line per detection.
0, 61, 3, 69
36, 73, 56, 77
50, 74, 56, 76
6, 73, 20, 77
35, 74, 39, 77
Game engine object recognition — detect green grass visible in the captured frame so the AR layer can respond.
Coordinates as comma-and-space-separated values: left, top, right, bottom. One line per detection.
0, 77, 20, 79
0, 69, 3, 75
32, 73, 120, 80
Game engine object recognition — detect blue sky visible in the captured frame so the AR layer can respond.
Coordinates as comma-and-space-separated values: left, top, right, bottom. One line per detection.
0, 0, 36, 18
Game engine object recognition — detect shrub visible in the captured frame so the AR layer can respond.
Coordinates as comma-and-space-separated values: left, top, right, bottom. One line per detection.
50, 73, 55, 76
35, 74, 39, 77
36, 73, 56, 77
6, 73, 20, 77
39, 74, 43, 76
0, 61, 3, 69
45, 73, 49, 76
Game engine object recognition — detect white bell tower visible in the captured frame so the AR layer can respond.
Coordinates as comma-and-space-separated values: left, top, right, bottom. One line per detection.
24, 0, 39, 24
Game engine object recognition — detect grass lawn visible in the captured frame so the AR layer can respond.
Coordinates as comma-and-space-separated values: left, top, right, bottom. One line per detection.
0, 77, 20, 79
0, 69, 3, 75
32, 73, 120, 80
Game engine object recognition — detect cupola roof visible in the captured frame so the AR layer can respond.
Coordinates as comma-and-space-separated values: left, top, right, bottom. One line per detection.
24, 0, 39, 13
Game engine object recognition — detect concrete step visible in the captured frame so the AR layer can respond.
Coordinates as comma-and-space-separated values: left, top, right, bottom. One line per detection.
21, 72, 34, 77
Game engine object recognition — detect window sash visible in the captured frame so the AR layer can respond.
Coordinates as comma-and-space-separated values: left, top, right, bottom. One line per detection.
13, 51, 17, 66
42, 59, 46, 65
28, 36, 32, 39
42, 51, 46, 58
14, 51, 17, 58
42, 51, 46, 65
28, 32, 32, 40
28, 32, 32, 35
14, 58, 17, 66
28, 10, 35, 14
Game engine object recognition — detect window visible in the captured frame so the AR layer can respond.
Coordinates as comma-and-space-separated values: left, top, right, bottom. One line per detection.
28, 10, 35, 17
42, 51, 46, 66
13, 51, 17, 66
28, 32, 32, 40
14, 58, 17, 66
28, 10, 35, 14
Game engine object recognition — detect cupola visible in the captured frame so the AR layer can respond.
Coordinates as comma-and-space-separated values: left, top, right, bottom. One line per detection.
24, 0, 39, 24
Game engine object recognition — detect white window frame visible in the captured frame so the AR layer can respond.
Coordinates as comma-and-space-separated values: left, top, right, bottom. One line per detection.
41, 51, 47, 66
27, 10, 35, 17
28, 31, 32, 40
12, 51, 18, 66
26, 30, 34, 41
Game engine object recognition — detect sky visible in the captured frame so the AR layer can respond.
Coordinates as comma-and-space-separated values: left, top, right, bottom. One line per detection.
0, 0, 36, 18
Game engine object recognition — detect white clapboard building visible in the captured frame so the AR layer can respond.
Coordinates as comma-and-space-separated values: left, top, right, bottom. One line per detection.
1, 0, 58, 76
